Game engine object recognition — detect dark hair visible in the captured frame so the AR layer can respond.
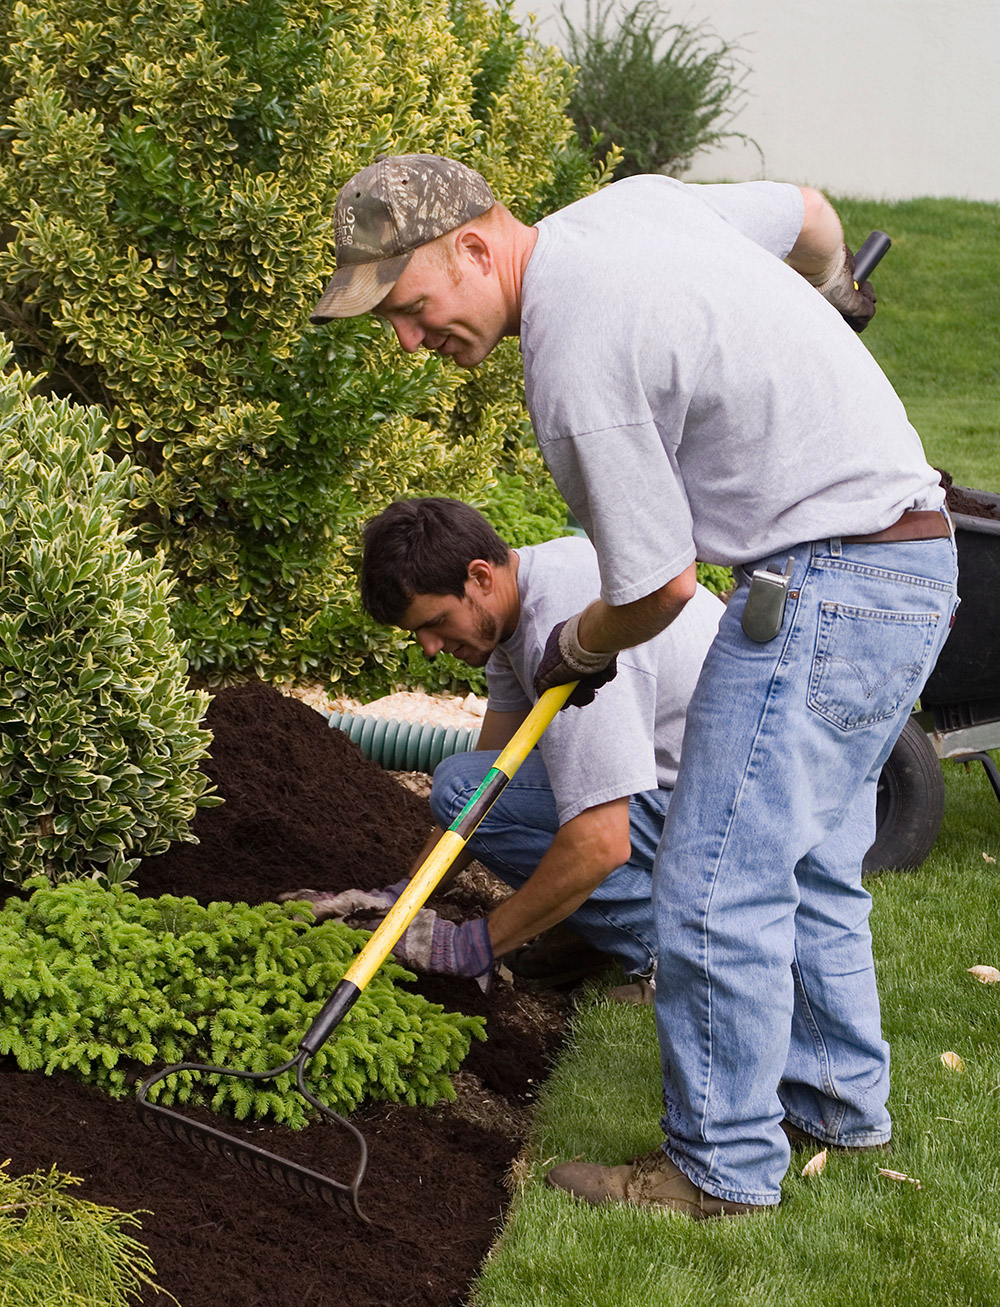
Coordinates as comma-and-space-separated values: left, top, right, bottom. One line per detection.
360, 498, 510, 625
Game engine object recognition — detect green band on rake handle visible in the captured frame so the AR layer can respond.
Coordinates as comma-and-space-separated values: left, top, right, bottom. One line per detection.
449, 766, 509, 840
135, 681, 577, 1220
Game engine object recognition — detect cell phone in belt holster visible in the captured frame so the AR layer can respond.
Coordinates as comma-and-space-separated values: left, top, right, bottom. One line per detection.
741, 557, 794, 643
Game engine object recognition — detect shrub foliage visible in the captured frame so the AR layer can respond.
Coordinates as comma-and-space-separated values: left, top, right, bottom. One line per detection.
0, 0, 608, 689
0, 1160, 169, 1307
0, 880, 485, 1125
559, 0, 751, 178
0, 352, 215, 887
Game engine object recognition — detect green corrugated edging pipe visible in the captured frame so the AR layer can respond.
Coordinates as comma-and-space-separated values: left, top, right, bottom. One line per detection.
326, 710, 482, 772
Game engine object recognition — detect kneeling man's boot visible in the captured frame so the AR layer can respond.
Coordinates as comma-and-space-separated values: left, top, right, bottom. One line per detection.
545, 1149, 772, 1220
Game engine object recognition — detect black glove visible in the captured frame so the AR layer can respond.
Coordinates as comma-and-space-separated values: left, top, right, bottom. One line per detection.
812, 243, 876, 332
533, 613, 618, 709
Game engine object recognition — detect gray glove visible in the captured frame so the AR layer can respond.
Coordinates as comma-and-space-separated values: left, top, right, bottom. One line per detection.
279, 877, 410, 922
810, 243, 876, 332
533, 610, 618, 708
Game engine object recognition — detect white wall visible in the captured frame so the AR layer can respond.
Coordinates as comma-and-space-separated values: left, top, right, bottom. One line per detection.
514, 0, 1000, 202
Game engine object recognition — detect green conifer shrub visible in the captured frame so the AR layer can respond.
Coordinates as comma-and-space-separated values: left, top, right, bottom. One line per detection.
0, 1160, 171, 1307
0, 880, 485, 1125
0, 350, 216, 887
0, 0, 610, 690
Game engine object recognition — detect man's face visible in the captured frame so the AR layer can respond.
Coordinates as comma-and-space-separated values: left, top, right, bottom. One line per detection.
372, 237, 506, 368
401, 584, 503, 667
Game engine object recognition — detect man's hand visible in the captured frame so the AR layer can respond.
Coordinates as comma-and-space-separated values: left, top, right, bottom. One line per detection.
533, 612, 618, 708
810, 243, 876, 332
281, 880, 494, 989
278, 878, 409, 922
389, 912, 494, 991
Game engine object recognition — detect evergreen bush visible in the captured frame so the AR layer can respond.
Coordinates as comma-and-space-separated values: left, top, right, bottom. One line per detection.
0, 880, 485, 1125
0, 1160, 170, 1307
558, 0, 753, 178
0, 352, 215, 888
0, 0, 609, 691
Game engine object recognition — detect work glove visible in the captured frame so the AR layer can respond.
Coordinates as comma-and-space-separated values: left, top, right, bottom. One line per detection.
533, 610, 618, 708
280, 883, 494, 990
278, 877, 410, 922
388, 911, 494, 992
810, 243, 876, 332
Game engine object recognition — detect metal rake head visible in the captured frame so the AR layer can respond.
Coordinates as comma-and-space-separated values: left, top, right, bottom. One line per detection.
135, 1054, 369, 1222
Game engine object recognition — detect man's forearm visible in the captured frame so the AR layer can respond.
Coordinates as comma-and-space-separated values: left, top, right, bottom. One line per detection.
786, 186, 845, 284
486, 798, 631, 956
575, 563, 696, 656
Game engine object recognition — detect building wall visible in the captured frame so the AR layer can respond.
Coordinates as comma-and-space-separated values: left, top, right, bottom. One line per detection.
514, 0, 1000, 202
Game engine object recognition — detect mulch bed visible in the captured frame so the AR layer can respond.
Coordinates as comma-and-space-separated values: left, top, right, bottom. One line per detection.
0, 681, 569, 1306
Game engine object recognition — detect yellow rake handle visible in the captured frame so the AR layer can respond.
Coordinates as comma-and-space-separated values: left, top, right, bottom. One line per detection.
299, 681, 576, 1052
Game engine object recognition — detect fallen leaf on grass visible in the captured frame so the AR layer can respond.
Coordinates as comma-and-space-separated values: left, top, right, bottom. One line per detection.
984, 852, 996, 864
968, 965, 1000, 984
878, 1167, 922, 1190
801, 1149, 827, 1177
941, 1051, 965, 1072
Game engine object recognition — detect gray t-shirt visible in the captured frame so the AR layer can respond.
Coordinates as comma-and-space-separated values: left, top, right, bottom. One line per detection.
486, 536, 723, 824
521, 176, 944, 605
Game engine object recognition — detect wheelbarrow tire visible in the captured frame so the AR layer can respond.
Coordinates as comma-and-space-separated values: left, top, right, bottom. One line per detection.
864, 717, 944, 873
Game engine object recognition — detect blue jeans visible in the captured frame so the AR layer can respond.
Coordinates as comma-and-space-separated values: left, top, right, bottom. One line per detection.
654, 533, 958, 1206
430, 749, 667, 976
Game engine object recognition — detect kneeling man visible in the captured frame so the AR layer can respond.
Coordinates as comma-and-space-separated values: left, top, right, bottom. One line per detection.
288, 498, 722, 993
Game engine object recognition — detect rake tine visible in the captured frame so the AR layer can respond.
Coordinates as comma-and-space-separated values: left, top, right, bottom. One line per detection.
136, 1053, 369, 1221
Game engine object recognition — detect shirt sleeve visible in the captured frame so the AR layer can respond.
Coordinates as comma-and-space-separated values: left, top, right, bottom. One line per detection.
539, 422, 697, 606
486, 647, 531, 713
686, 180, 804, 259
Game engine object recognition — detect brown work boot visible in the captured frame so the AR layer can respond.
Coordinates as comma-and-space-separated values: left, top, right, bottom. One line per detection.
781, 1119, 891, 1154
545, 1149, 773, 1219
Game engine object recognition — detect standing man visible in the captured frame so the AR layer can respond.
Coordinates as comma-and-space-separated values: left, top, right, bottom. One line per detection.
310, 156, 958, 1218
287, 496, 723, 1000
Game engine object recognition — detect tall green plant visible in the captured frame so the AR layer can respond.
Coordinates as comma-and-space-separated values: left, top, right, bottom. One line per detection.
0, 350, 215, 887
558, 0, 753, 178
0, 0, 608, 689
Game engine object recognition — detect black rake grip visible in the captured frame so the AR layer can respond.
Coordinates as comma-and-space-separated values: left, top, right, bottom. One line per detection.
853, 231, 891, 283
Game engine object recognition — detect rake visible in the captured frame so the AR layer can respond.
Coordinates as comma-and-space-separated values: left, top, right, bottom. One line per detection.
135, 681, 577, 1222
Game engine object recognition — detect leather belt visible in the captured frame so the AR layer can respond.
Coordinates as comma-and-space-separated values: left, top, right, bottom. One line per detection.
843, 510, 952, 545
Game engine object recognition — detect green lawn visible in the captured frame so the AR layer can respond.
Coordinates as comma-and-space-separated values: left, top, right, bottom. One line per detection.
472, 197, 1000, 1306
834, 195, 1000, 491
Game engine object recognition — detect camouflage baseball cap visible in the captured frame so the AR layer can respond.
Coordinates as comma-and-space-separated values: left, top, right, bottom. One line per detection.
310, 154, 495, 322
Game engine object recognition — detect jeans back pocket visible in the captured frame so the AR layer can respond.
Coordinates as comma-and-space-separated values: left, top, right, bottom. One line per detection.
807, 601, 941, 731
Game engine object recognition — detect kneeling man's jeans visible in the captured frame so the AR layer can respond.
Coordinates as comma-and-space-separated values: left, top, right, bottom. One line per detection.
654, 533, 959, 1206
431, 749, 665, 977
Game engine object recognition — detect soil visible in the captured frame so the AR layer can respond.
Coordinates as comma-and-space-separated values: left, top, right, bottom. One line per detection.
941, 471, 1000, 522
0, 681, 571, 1307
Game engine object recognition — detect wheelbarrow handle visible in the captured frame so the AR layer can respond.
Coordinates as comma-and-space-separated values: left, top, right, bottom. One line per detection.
299, 680, 578, 1054
853, 230, 891, 283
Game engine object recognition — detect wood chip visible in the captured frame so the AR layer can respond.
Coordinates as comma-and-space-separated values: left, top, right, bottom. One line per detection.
877, 1167, 922, 1189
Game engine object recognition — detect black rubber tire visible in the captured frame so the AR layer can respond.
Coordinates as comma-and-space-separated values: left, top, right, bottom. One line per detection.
863, 717, 945, 873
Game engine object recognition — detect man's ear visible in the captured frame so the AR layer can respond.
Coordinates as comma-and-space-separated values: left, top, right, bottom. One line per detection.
467, 559, 494, 593
456, 228, 492, 276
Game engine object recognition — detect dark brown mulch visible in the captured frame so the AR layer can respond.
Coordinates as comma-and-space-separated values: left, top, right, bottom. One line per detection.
941, 472, 1000, 522
0, 681, 568, 1306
